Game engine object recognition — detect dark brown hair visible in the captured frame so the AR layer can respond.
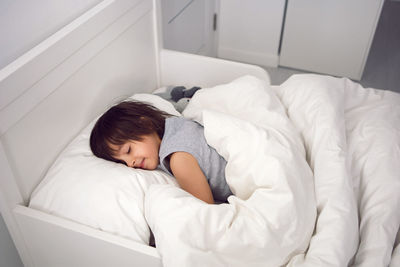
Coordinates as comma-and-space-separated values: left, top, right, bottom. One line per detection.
90, 100, 170, 163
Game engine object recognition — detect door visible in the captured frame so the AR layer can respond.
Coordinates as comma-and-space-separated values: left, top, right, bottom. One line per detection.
279, 0, 384, 80
160, 0, 217, 57
218, 0, 286, 67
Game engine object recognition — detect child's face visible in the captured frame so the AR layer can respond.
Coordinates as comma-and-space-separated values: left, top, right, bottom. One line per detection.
110, 133, 161, 170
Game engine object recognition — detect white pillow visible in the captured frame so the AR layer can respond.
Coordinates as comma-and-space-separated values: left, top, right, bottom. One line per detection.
29, 94, 179, 244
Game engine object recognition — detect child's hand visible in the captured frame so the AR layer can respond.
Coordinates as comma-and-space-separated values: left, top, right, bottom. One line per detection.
169, 152, 215, 204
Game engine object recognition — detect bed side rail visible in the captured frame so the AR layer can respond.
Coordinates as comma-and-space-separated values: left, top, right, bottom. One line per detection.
159, 49, 270, 89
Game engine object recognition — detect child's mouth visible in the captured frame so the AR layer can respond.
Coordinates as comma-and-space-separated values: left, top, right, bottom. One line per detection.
139, 159, 145, 169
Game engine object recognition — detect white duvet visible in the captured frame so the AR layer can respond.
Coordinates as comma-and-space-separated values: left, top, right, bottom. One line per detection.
145, 75, 400, 267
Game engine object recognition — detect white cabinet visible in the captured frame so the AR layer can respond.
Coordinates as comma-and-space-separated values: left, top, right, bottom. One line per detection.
218, 0, 286, 67
217, 0, 384, 80
161, 1, 384, 80
279, 0, 384, 80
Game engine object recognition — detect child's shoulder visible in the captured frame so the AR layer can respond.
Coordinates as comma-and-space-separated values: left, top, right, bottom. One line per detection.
166, 116, 201, 129
160, 116, 206, 160
164, 117, 204, 140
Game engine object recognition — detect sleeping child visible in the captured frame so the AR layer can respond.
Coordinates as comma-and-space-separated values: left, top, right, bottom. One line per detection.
90, 100, 233, 204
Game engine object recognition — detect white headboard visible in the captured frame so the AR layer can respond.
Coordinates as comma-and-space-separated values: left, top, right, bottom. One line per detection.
0, 0, 160, 204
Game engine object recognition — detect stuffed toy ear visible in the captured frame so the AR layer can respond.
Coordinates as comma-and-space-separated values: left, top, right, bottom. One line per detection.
183, 87, 201, 98
171, 86, 186, 102
171, 86, 201, 102
154, 86, 175, 100
154, 86, 202, 112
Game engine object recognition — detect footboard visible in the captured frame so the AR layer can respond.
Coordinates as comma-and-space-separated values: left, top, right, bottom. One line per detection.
14, 206, 162, 267
160, 49, 270, 88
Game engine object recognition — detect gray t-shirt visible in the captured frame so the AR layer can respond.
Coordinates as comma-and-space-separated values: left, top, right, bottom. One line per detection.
158, 117, 233, 202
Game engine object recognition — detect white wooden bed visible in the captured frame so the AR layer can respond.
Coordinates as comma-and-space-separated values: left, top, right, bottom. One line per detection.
0, 0, 269, 266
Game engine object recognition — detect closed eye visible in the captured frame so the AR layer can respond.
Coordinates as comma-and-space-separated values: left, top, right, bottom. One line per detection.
127, 147, 131, 154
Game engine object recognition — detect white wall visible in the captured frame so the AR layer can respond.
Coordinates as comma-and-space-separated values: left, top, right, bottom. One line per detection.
0, 0, 102, 69
218, 0, 285, 67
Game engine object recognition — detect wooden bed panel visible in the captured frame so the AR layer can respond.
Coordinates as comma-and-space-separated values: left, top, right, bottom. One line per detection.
160, 49, 270, 88
14, 206, 162, 267
1, 0, 158, 203
0, 0, 144, 130
0, 1, 161, 266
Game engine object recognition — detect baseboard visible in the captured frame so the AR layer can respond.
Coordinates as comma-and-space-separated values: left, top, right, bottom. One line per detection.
217, 46, 279, 68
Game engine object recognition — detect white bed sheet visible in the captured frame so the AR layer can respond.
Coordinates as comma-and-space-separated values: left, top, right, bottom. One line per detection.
273, 74, 400, 267
29, 94, 181, 245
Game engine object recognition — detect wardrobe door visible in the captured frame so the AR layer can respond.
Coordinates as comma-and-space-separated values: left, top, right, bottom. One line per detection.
279, 0, 384, 80
218, 0, 286, 67
160, 0, 217, 57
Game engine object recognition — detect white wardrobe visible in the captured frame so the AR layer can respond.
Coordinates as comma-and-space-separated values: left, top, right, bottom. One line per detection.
218, 0, 384, 80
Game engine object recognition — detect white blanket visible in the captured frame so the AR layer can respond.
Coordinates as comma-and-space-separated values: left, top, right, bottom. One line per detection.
277, 74, 400, 267
145, 75, 400, 267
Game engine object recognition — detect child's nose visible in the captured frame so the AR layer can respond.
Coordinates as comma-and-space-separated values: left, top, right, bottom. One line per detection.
126, 159, 135, 167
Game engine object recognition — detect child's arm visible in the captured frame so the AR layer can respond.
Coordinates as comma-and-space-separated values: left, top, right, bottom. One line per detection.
169, 152, 215, 204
